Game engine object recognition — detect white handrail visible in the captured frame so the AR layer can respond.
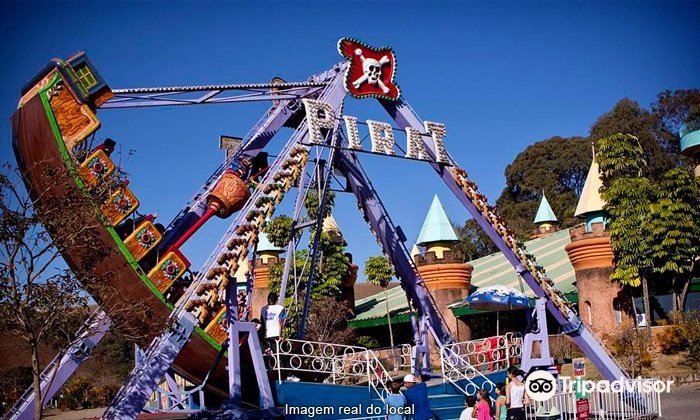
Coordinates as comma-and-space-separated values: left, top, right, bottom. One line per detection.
440, 344, 496, 395
439, 334, 523, 397
269, 338, 392, 403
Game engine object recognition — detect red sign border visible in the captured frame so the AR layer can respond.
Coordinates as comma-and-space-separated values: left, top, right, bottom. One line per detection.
337, 37, 401, 101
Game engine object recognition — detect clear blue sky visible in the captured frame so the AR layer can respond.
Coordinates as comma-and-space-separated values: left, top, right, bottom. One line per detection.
1, 2, 698, 281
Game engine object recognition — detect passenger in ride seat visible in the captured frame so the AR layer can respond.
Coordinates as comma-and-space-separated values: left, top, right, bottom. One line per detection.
76, 138, 117, 163
138, 223, 166, 272
115, 213, 154, 239
248, 151, 269, 181
94, 138, 117, 157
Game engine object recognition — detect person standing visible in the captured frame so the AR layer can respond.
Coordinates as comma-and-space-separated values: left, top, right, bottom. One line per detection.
472, 389, 492, 420
260, 292, 286, 353
494, 383, 507, 420
459, 395, 476, 420
505, 367, 529, 420
402, 374, 433, 420
386, 380, 406, 420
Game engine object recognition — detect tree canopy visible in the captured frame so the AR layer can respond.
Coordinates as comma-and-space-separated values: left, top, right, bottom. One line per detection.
494, 136, 591, 239
364, 255, 394, 288
454, 219, 498, 260
590, 98, 676, 178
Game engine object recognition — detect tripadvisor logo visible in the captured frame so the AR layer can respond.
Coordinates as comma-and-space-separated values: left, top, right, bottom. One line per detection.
525, 370, 557, 402
524, 371, 675, 403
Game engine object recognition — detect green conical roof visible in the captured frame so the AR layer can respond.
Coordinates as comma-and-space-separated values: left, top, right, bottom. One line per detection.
416, 195, 458, 245
257, 232, 284, 253
534, 192, 557, 224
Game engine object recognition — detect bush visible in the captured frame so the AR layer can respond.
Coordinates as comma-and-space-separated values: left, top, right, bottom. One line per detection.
549, 334, 583, 360
58, 376, 91, 411
358, 336, 380, 349
656, 325, 687, 355
676, 311, 700, 367
86, 384, 119, 407
604, 321, 653, 376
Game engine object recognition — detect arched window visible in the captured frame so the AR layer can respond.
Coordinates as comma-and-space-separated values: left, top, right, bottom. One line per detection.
585, 301, 592, 325
612, 298, 623, 324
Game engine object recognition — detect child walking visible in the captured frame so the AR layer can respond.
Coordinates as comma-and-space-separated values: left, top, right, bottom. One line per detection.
473, 389, 492, 420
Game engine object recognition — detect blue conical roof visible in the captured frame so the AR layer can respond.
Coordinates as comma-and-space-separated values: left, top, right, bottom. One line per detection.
416, 195, 459, 245
534, 192, 558, 224
257, 232, 284, 253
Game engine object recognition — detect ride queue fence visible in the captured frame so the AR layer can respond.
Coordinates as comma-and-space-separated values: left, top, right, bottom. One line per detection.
268, 338, 393, 402
525, 378, 662, 420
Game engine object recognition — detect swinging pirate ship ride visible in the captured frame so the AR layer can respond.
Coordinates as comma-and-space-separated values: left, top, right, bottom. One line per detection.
9, 39, 635, 418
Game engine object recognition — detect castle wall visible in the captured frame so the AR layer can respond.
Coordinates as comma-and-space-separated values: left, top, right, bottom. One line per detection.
565, 222, 632, 338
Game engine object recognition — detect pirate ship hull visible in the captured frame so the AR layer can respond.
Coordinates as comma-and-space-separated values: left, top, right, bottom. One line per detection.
10, 59, 231, 397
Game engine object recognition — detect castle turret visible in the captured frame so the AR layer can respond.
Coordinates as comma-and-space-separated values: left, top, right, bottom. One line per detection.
323, 214, 358, 309
251, 232, 284, 318
680, 111, 700, 177
532, 192, 558, 238
565, 151, 631, 337
414, 195, 473, 340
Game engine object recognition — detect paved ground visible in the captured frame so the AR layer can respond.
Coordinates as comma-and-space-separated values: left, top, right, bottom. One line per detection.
660, 383, 700, 420
43, 407, 104, 419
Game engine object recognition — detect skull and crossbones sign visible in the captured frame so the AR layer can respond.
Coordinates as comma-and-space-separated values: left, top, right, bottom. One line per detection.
352, 48, 391, 93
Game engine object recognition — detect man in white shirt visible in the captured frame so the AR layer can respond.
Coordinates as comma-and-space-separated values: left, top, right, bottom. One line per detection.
260, 292, 286, 353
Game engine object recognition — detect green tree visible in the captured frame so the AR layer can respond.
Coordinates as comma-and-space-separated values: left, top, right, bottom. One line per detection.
262, 189, 349, 332
495, 136, 591, 239
454, 219, 498, 260
647, 168, 700, 312
263, 215, 292, 248
364, 255, 398, 368
591, 98, 676, 179
596, 133, 655, 336
652, 88, 700, 156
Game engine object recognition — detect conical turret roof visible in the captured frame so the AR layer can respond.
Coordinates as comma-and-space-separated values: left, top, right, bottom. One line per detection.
575, 149, 606, 217
322, 214, 345, 244
416, 195, 459, 245
534, 192, 558, 224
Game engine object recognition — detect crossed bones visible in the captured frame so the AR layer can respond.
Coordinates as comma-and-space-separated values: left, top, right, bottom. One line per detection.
352, 48, 391, 93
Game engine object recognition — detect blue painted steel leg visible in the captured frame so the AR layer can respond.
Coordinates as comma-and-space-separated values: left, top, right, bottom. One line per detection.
520, 298, 554, 374
103, 312, 197, 420
7, 310, 111, 420
336, 150, 454, 351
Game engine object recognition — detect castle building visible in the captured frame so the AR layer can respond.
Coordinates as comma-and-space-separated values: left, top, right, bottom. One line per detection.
250, 215, 358, 317
250, 232, 285, 318
564, 151, 632, 337
532, 192, 558, 239
413, 195, 474, 341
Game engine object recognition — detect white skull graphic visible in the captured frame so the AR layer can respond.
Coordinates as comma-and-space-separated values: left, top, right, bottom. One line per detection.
352, 48, 391, 93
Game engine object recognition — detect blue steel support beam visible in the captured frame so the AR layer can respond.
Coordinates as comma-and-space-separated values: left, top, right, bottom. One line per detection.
336, 151, 454, 346
103, 313, 197, 420
7, 310, 111, 420
158, 65, 345, 256
380, 98, 628, 381
158, 95, 301, 252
